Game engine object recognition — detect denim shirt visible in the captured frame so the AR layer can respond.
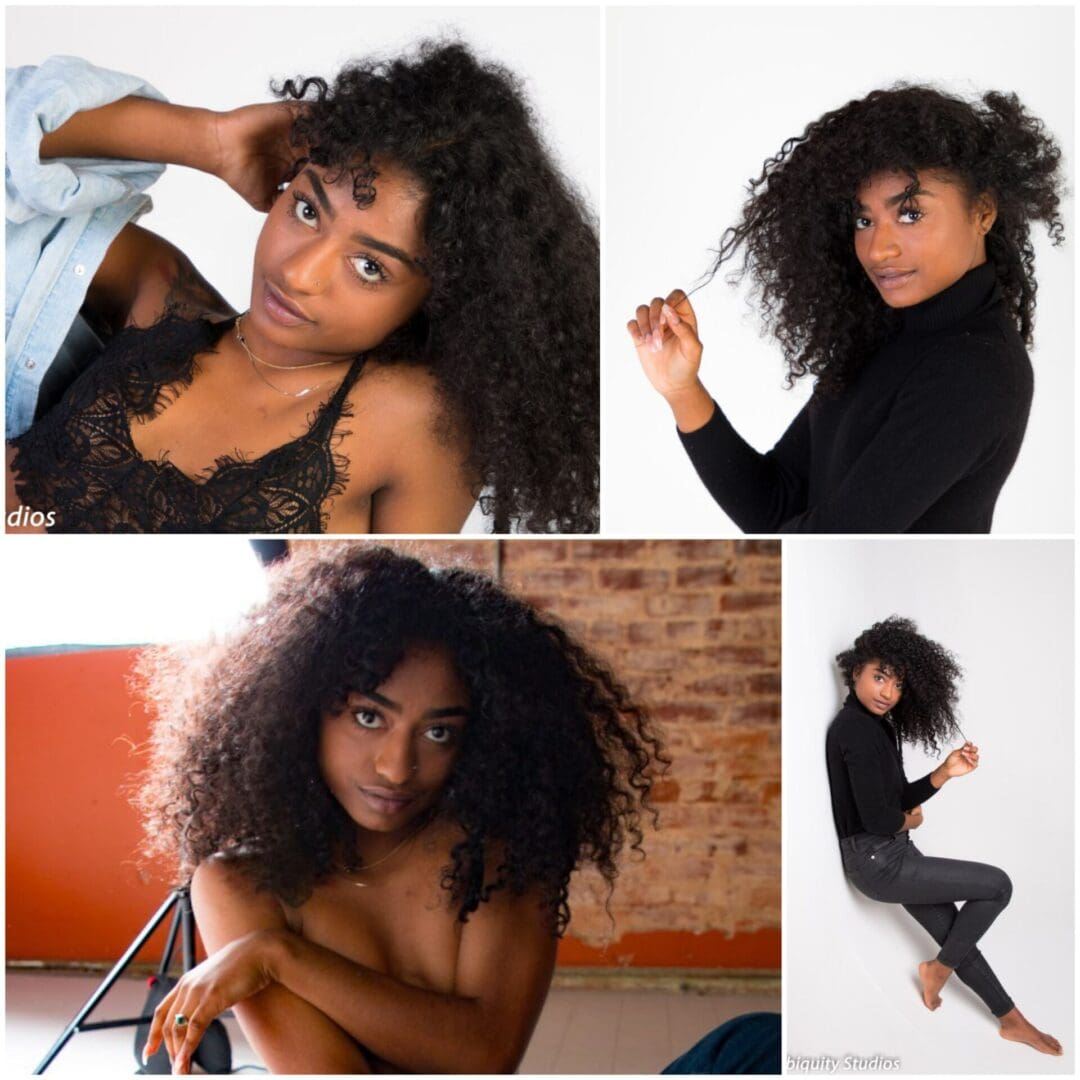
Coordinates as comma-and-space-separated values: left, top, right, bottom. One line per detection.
5, 55, 167, 437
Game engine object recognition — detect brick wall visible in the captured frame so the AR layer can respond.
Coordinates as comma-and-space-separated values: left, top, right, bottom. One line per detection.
289, 539, 781, 965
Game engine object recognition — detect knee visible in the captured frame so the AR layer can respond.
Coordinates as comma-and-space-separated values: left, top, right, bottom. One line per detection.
992, 868, 1013, 906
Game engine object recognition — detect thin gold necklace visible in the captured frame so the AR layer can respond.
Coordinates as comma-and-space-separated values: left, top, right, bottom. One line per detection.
351, 818, 431, 887
234, 313, 349, 399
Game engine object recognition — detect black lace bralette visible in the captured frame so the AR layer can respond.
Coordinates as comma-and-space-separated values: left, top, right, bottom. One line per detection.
9, 315, 364, 533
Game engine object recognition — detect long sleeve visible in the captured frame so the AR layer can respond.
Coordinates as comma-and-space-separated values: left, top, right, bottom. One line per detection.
5, 56, 167, 437
677, 398, 810, 531
777, 338, 1027, 533
901, 771, 938, 811
837, 722, 906, 836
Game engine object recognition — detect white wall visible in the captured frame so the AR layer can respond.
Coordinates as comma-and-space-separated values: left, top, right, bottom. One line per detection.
7, 5, 603, 534
784, 539, 1074, 1073
605, 5, 1074, 535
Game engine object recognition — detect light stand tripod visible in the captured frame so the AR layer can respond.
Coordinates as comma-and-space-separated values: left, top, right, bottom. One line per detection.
33, 885, 231, 1074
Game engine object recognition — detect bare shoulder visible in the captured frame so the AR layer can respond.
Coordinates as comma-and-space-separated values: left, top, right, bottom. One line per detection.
353, 360, 457, 443
191, 853, 289, 935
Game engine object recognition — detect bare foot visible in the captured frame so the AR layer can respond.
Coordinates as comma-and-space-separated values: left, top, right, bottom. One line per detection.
918, 959, 952, 1010
999, 1008, 1063, 1056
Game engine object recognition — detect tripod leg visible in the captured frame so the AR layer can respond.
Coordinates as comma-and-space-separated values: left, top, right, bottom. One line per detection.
33, 890, 181, 1074
179, 888, 196, 972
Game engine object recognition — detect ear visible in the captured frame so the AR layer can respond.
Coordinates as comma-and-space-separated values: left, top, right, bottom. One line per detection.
972, 191, 998, 235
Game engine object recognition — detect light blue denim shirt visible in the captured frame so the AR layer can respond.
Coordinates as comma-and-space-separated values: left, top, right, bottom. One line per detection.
6, 55, 167, 437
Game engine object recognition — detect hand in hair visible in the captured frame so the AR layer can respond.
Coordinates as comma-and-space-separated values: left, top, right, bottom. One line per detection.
210, 102, 306, 212
941, 741, 980, 779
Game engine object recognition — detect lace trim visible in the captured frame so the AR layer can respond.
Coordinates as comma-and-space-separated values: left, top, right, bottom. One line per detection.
10, 315, 364, 533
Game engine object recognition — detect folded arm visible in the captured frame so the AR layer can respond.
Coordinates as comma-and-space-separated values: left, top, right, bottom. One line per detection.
150, 856, 556, 1074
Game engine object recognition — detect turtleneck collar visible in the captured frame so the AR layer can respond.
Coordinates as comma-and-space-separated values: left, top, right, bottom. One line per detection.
899, 261, 1000, 337
845, 690, 901, 749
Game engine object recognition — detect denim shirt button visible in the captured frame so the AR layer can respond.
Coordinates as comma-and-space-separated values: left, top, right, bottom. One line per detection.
74, 264, 86, 276
25, 359, 36, 369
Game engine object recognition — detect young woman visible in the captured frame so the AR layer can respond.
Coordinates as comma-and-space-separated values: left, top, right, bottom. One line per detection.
133, 545, 665, 1073
6, 41, 599, 533
630, 85, 1064, 533
825, 616, 1061, 1056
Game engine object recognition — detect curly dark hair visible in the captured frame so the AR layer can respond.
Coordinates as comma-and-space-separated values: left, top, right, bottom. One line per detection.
836, 615, 962, 755
271, 40, 598, 532
134, 545, 666, 933
710, 84, 1064, 396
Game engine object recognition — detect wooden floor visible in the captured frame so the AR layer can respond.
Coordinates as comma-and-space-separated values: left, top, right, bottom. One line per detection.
7, 970, 779, 1074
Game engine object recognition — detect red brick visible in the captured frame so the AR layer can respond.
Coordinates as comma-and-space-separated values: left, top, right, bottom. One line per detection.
644, 593, 716, 617
598, 567, 671, 590
501, 540, 567, 563
734, 540, 779, 556
508, 567, 592, 592
569, 540, 650, 559
731, 700, 780, 724
670, 540, 735, 560
665, 620, 703, 641
675, 564, 736, 588
747, 673, 782, 695
588, 620, 625, 643
720, 590, 781, 612
627, 621, 664, 644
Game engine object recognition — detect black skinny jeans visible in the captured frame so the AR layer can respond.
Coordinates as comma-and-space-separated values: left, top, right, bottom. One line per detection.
841, 832, 1015, 1018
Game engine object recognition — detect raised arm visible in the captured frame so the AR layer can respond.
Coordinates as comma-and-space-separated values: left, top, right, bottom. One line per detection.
629, 290, 810, 529
39, 94, 299, 213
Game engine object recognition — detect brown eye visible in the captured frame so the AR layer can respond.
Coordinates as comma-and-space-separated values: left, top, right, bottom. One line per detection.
353, 708, 383, 729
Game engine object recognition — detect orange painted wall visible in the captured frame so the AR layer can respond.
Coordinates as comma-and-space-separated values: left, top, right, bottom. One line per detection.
7, 648, 779, 971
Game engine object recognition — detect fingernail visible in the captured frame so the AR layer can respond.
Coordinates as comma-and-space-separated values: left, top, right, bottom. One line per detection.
651, 332, 663, 353
142, 1047, 149, 1066
663, 303, 680, 325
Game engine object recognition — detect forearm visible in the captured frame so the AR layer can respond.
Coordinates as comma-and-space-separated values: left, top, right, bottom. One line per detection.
677, 397, 808, 532
40, 96, 221, 175
268, 931, 512, 1074
663, 379, 716, 434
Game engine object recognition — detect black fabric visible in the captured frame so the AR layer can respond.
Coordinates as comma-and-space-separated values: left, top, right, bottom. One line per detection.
841, 833, 1015, 1018
678, 263, 1033, 533
10, 315, 364, 533
825, 693, 938, 838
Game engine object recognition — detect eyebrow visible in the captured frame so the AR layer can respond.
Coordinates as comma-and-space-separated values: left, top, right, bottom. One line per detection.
856, 186, 937, 212
363, 689, 468, 720
302, 168, 427, 274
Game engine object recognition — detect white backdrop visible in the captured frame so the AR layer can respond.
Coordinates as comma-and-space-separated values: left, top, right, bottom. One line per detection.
784, 539, 1074, 1073
7, 5, 603, 534
604, 5, 1074, 535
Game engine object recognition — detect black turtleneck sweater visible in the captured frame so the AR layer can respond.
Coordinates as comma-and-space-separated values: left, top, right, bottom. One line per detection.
825, 693, 939, 839
679, 263, 1032, 533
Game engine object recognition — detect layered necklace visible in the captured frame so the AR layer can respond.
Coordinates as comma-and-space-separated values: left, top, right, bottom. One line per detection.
234, 312, 352, 399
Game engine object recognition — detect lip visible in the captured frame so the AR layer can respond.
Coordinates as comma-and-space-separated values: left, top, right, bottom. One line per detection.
873, 700, 892, 712
262, 281, 313, 326
871, 269, 916, 292
357, 787, 417, 817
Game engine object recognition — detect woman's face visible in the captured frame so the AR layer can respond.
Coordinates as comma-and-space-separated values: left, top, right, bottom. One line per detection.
852, 659, 903, 716
319, 644, 469, 840
853, 169, 996, 308
246, 161, 432, 364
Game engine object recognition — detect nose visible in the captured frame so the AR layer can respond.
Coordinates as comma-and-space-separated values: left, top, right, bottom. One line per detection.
374, 731, 416, 786
279, 237, 336, 295
867, 220, 901, 264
